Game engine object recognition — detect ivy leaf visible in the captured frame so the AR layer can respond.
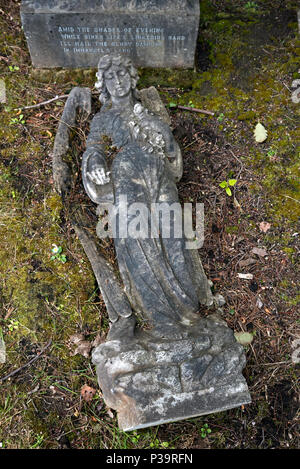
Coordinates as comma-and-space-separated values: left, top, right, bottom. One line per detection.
254, 122, 267, 143
226, 187, 232, 196
228, 179, 237, 186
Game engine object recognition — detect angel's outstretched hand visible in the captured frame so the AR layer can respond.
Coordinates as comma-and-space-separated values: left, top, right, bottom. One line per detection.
87, 164, 110, 185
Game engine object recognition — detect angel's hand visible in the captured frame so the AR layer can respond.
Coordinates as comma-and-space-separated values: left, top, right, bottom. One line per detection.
87, 165, 111, 185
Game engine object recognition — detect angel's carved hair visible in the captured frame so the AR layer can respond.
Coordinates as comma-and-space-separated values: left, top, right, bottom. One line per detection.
95, 55, 139, 104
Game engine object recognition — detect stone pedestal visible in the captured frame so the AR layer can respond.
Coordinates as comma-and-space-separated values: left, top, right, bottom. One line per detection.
20, 0, 200, 68
92, 316, 251, 431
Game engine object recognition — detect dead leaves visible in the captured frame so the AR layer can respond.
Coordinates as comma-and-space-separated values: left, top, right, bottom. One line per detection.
252, 247, 268, 257
69, 333, 91, 358
259, 221, 271, 233
68, 331, 106, 359
80, 384, 96, 402
67, 332, 112, 420
69, 333, 84, 345
68, 332, 106, 413
238, 257, 256, 268
78, 385, 114, 424
91, 332, 106, 348
106, 408, 114, 419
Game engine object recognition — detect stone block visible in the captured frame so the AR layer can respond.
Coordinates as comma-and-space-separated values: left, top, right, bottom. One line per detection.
20, 0, 200, 68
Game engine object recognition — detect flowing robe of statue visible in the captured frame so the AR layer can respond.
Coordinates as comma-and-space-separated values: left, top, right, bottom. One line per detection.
82, 105, 212, 337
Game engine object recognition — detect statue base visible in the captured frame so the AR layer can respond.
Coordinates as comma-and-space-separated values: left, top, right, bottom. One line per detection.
92, 316, 251, 431
116, 380, 250, 431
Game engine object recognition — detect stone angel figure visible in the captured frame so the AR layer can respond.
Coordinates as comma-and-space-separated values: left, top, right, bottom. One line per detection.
81, 54, 213, 339
52, 55, 250, 431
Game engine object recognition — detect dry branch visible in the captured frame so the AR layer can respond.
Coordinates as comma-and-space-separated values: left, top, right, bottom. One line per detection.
0, 340, 52, 382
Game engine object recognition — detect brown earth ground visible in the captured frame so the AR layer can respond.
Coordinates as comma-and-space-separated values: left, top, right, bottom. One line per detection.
0, 0, 299, 449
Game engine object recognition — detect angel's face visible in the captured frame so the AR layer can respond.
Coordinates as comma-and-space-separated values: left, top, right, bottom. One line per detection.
104, 64, 132, 99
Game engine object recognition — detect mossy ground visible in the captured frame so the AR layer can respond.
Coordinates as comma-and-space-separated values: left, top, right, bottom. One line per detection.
0, 0, 299, 449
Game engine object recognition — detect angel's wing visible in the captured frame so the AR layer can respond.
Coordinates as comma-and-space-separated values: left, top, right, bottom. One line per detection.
53, 86, 91, 195
53, 87, 133, 326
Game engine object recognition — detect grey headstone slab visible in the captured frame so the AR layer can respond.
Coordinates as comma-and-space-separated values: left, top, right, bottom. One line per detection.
21, 0, 200, 68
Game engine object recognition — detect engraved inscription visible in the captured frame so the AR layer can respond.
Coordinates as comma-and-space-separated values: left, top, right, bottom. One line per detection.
57, 25, 186, 55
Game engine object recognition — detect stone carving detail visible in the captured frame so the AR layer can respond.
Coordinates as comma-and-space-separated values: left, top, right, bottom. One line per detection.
21, 0, 200, 68
53, 55, 251, 431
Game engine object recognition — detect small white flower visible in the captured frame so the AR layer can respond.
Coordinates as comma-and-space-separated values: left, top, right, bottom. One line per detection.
133, 103, 144, 115
155, 133, 163, 144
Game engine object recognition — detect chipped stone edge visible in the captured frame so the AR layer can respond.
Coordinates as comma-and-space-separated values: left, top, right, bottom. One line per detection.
120, 382, 251, 431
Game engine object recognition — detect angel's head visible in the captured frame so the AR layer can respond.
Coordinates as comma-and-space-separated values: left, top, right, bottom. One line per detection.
95, 55, 139, 104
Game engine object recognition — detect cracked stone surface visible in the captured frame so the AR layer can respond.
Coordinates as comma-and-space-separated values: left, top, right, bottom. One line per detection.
92, 316, 251, 430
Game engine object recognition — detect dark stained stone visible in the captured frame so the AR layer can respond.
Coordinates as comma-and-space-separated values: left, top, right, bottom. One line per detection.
180, 355, 213, 392
20, 0, 200, 68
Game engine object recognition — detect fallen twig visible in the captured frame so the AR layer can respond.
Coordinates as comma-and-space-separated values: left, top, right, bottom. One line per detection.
183, 140, 206, 150
0, 339, 52, 383
14, 95, 69, 111
15, 90, 100, 112
177, 105, 215, 116
283, 194, 300, 204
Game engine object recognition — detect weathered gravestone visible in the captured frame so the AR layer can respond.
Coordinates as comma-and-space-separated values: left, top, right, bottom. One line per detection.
52, 54, 251, 431
20, 0, 200, 68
